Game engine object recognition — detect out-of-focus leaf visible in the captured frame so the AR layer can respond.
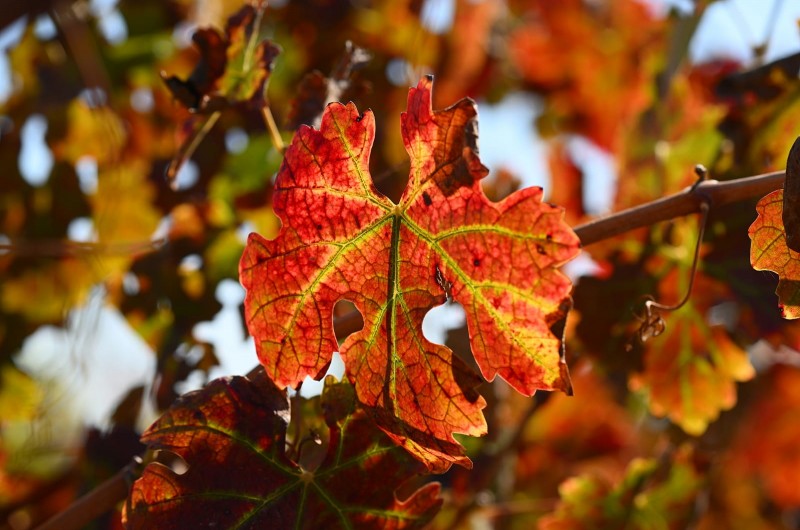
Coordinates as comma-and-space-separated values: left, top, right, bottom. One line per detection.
2, 258, 97, 322
713, 366, 800, 511
539, 446, 704, 530
630, 271, 755, 435
508, 0, 664, 152
0, 365, 42, 423
516, 361, 636, 493
162, 3, 280, 113
56, 101, 127, 166
430, 0, 500, 108
719, 73, 800, 173
92, 160, 162, 244
287, 41, 371, 129
123, 373, 441, 529
547, 141, 585, 225
162, 2, 280, 182
613, 64, 727, 213
240, 77, 580, 471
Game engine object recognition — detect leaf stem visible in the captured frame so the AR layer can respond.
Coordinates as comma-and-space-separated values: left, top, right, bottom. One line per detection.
261, 105, 285, 154
166, 111, 221, 188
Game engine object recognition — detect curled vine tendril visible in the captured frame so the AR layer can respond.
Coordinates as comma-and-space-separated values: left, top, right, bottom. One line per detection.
632, 165, 711, 345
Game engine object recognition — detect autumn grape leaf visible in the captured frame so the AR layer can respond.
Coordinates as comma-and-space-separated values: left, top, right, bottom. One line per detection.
724, 366, 800, 508
508, 0, 664, 152
161, 2, 279, 113
239, 76, 580, 471
539, 446, 704, 530
123, 372, 441, 529
161, 2, 280, 182
630, 271, 755, 436
749, 189, 800, 319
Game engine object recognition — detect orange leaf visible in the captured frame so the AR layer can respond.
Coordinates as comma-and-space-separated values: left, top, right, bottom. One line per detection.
749, 189, 800, 319
630, 273, 755, 435
240, 77, 580, 471
508, 0, 664, 152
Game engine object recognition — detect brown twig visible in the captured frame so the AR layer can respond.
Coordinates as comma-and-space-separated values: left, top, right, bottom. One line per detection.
0, 238, 167, 258
34, 459, 141, 530
573, 170, 785, 246
166, 111, 221, 187
50, 1, 112, 97
34, 169, 786, 530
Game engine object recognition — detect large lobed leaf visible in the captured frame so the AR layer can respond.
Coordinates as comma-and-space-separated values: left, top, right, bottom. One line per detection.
239, 77, 580, 471
123, 373, 440, 529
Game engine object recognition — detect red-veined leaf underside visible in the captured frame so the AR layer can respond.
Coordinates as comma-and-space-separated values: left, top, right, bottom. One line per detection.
239, 76, 581, 471
123, 372, 441, 529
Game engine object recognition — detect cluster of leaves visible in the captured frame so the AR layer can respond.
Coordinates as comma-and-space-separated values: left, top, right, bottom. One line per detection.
3, 0, 800, 528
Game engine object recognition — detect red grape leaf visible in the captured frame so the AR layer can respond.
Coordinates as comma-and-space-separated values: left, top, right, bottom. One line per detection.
749, 189, 800, 319
123, 372, 441, 529
239, 76, 580, 471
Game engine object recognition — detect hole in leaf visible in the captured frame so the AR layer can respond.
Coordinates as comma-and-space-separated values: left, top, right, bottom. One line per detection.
421, 301, 465, 346
333, 300, 363, 338
294, 352, 345, 399
155, 449, 189, 475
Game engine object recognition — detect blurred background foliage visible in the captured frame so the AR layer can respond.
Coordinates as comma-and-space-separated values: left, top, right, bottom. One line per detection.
1, 0, 800, 528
